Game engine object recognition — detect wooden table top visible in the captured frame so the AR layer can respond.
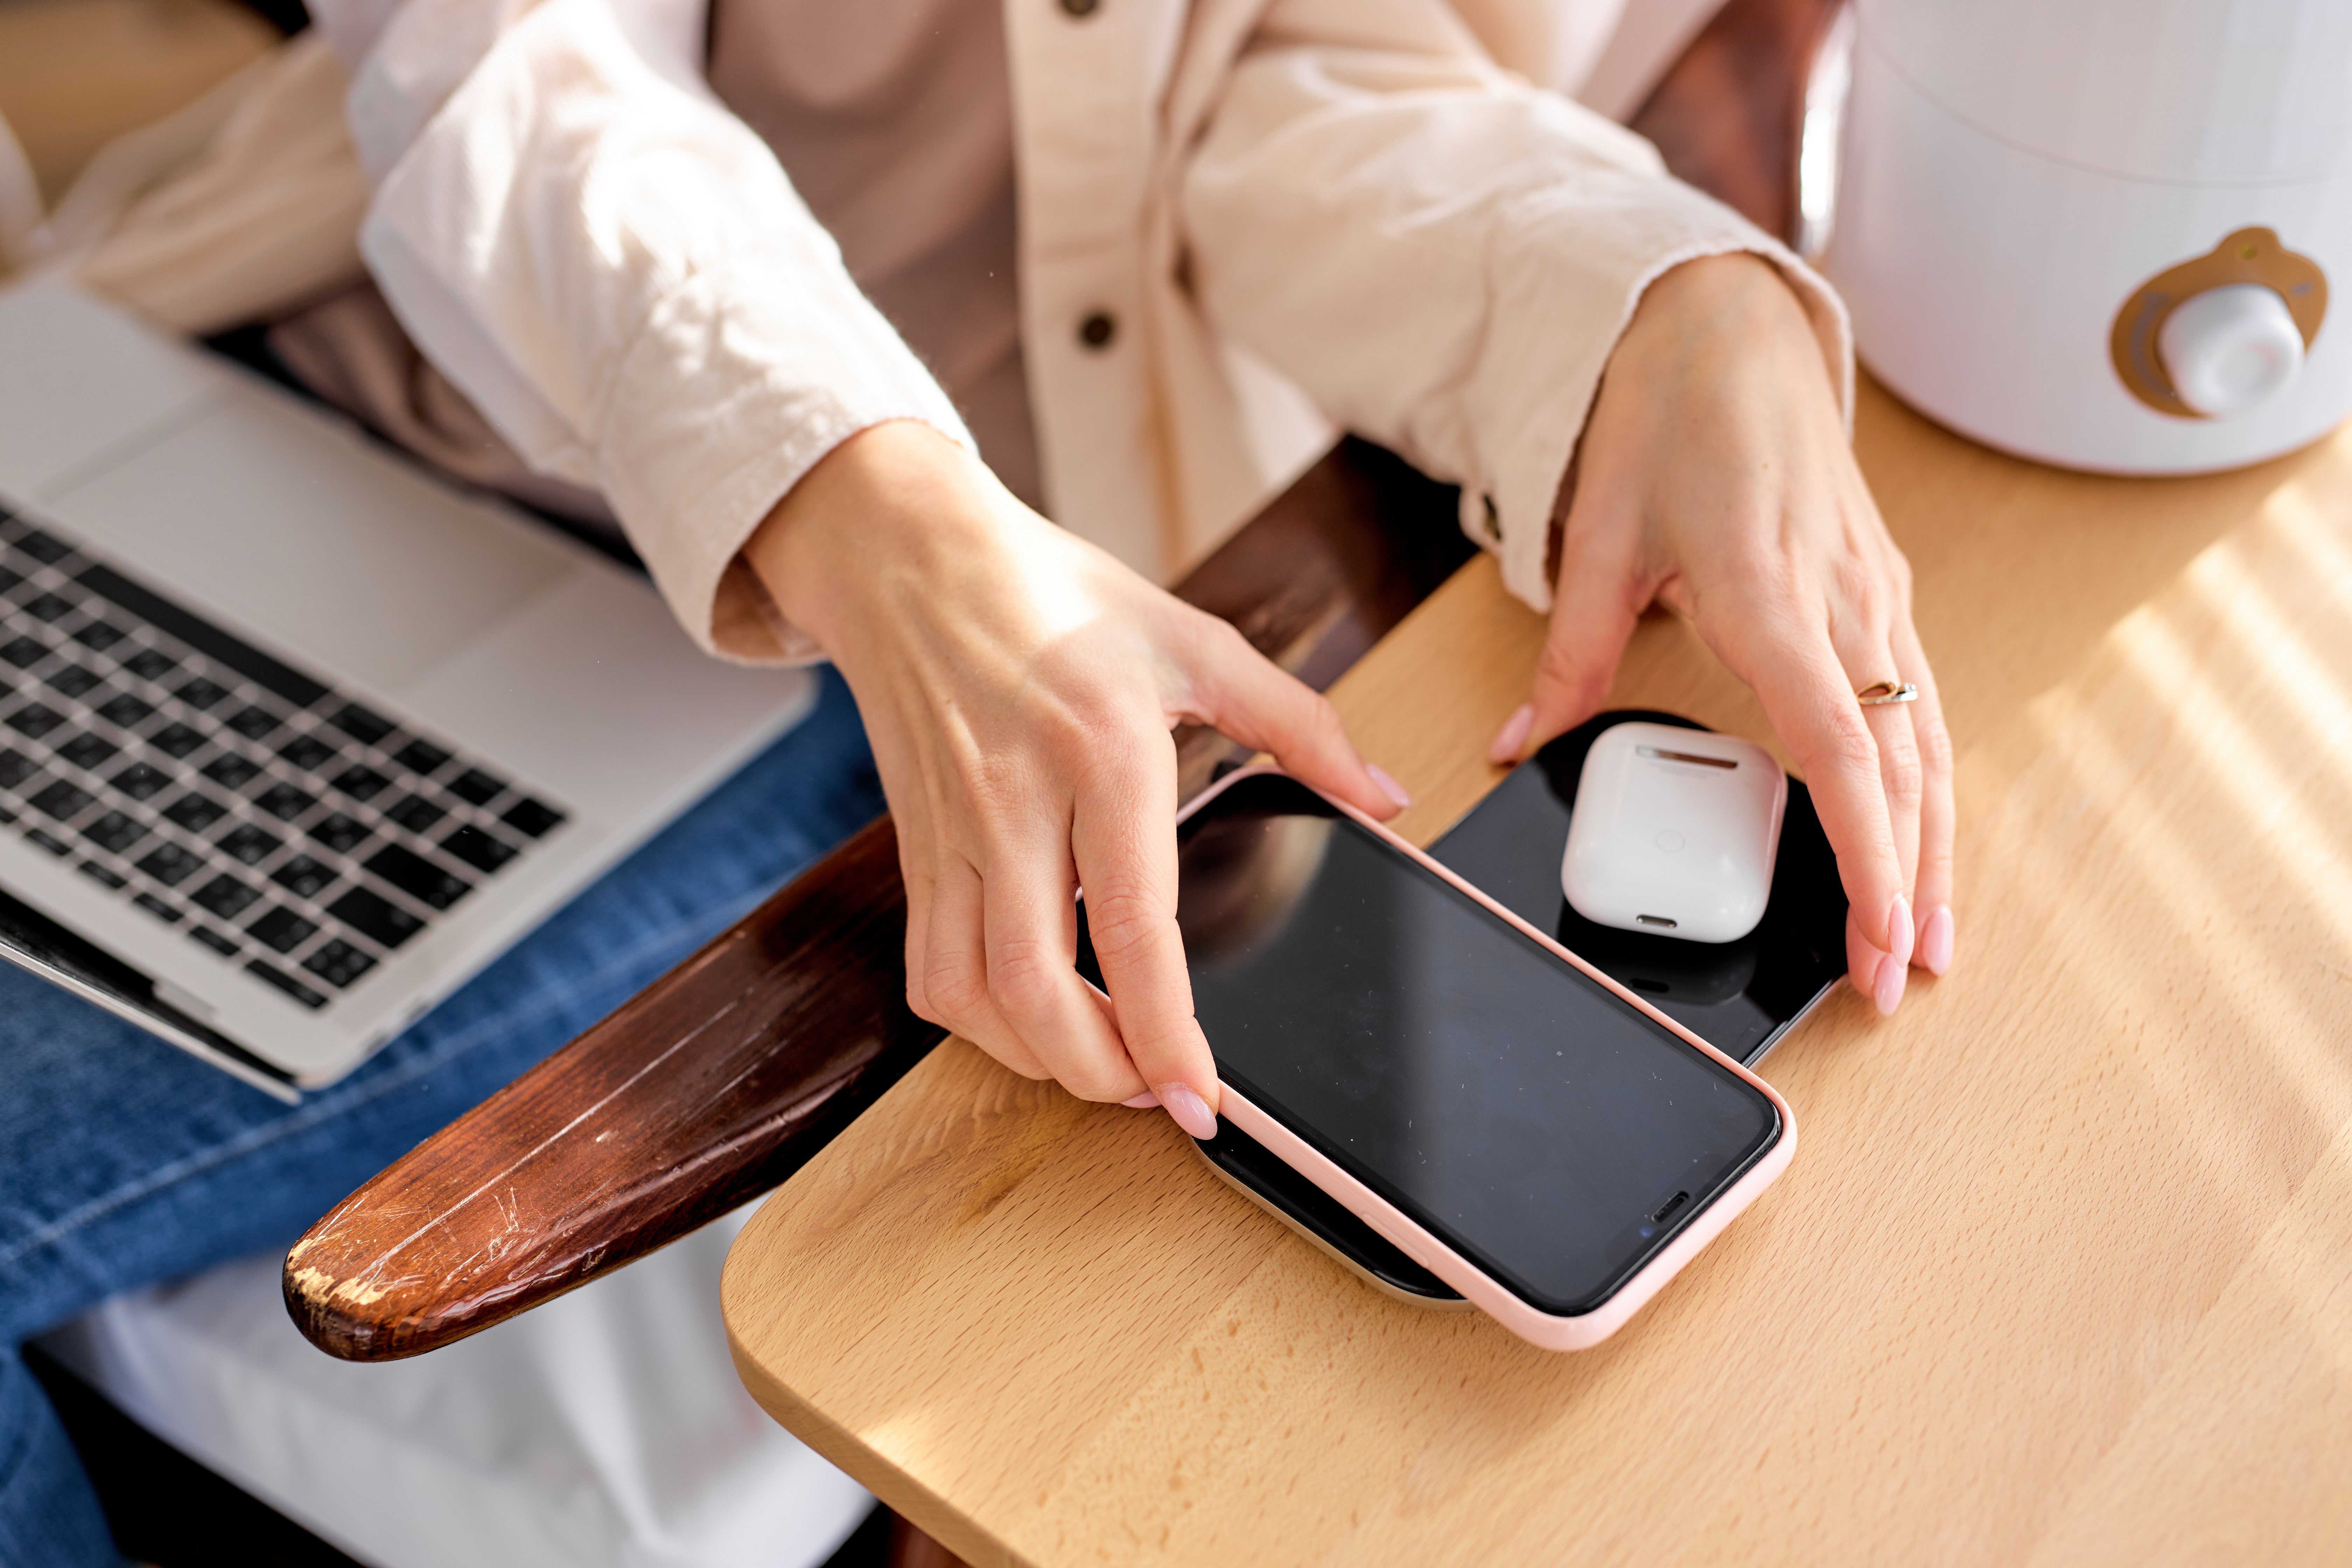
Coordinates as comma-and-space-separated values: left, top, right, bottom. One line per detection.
723, 379, 2352, 1567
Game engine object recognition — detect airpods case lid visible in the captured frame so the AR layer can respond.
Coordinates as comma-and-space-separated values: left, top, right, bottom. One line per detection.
1560, 722, 1787, 945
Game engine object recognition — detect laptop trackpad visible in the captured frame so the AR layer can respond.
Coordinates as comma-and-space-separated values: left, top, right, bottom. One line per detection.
41, 386, 578, 694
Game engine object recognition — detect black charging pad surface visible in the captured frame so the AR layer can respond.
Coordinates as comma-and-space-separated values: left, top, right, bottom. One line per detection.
1194, 709, 1850, 1303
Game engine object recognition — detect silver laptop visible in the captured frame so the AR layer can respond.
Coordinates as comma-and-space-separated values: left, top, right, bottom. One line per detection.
0, 281, 817, 1099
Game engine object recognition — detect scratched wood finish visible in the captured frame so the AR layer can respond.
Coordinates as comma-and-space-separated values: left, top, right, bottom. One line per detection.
725, 373, 2352, 1568
284, 440, 1469, 1360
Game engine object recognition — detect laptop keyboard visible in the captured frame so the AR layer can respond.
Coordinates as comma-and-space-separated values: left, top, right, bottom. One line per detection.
0, 500, 568, 1011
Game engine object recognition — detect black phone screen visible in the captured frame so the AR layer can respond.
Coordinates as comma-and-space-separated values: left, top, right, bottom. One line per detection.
1078, 773, 1782, 1317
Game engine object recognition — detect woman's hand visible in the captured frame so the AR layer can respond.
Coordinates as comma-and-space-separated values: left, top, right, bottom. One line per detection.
1491, 253, 1954, 1014
745, 421, 1409, 1135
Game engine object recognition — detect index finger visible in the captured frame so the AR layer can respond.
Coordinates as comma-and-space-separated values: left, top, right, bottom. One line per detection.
1069, 730, 1221, 1140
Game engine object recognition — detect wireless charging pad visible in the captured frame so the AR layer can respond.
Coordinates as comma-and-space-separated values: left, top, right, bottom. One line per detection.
1192, 709, 1850, 1304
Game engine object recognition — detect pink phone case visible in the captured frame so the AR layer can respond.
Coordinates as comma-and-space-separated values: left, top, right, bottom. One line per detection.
1179, 765, 1798, 1352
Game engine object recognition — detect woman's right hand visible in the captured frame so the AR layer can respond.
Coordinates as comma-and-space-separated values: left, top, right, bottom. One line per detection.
743, 420, 1409, 1138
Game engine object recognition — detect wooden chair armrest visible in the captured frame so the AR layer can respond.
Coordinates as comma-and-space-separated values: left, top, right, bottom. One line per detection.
285, 441, 1470, 1359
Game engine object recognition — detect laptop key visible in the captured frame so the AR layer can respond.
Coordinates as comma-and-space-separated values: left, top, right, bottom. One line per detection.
81, 812, 146, 854
44, 664, 101, 699
28, 779, 93, 820
22, 827, 69, 856
447, 768, 506, 807
77, 859, 128, 891
160, 793, 227, 833
441, 824, 517, 874
0, 567, 20, 595
0, 637, 45, 669
7, 703, 65, 740
21, 593, 76, 623
500, 797, 566, 839
14, 529, 74, 565
253, 782, 316, 821
190, 874, 259, 920
325, 886, 423, 950
217, 824, 281, 864
391, 738, 450, 776
301, 939, 376, 989
188, 925, 239, 957
382, 794, 444, 833
132, 891, 180, 923
363, 843, 471, 910
95, 693, 154, 729
136, 842, 205, 886
245, 958, 327, 1009
307, 812, 369, 855
0, 748, 36, 788
199, 754, 260, 790
110, 761, 169, 800
224, 704, 279, 740
278, 734, 338, 772
149, 722, 206, 759
270, 853, 336, 899
329, 703, 396, 746
123, 649, 179, 683
330, 764, 390, 803
71, 621, 126, 651
247, 905, 318, 954
55, 732, 119, 771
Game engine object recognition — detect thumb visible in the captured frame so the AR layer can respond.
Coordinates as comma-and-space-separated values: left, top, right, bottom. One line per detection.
1493, 526, 1641, 764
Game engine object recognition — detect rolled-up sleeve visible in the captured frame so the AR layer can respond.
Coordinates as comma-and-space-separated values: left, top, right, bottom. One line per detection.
1182, 0, 1852, 614
319, 0, 971, 662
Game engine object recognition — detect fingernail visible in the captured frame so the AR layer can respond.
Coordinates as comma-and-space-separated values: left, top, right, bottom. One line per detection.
1886, 894, 1914, 969
1489, 704, 1534, 765
1872, 952, 1905, 1016
1156, 1083, 1218, 1140
1920, 905, 1954, 976
1123, 1091, 1162, 1108
1366, 763, 1413, 810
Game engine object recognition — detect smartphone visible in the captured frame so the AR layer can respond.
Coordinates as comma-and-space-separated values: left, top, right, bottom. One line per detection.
1076, 767, 1795, 1351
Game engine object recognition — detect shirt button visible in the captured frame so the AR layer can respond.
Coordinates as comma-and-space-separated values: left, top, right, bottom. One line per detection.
1059, 0, 1099, 16
1078, 311, 1117, 350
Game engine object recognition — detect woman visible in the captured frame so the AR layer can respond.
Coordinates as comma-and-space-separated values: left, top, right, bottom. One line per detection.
0, 1, 1951, 1558
326, 0, 1952, 1125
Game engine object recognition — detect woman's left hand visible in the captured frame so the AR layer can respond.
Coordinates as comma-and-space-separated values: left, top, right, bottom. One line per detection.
1490, 252, 1955, 1015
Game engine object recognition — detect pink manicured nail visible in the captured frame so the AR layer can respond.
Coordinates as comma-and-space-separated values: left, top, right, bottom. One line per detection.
1872, 952, 1906, 1016
1123, 1091, 1161, 1108
1367, 764, 1413, 810
1886, 894, 1914, 969
1156, 1083, 1218, 1140
1920, 905, 1954, 976
1489, 704, 1534, 764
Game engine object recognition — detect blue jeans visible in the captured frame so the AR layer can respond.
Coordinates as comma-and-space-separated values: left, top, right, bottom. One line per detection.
0, 668, 883, 1568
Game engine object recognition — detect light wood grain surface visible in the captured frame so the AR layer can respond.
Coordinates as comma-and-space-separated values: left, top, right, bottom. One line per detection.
724, 379, 2352, 1566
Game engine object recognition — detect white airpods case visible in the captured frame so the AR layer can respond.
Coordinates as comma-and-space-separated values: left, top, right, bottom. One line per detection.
1560, 723, 1787, 944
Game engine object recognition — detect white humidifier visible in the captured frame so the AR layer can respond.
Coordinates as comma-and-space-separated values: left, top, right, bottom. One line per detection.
1822, 0, 2352, 474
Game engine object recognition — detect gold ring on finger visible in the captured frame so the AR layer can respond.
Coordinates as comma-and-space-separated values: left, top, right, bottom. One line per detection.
1855, 679, 1919, 706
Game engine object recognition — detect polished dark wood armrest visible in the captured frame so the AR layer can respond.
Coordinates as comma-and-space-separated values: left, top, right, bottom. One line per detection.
284, 0, 1837, 1362
285, 441, 1470, 1359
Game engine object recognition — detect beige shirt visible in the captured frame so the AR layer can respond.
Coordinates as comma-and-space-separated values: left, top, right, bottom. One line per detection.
296, 0, 1848, 664
706, 0, 1042, 510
